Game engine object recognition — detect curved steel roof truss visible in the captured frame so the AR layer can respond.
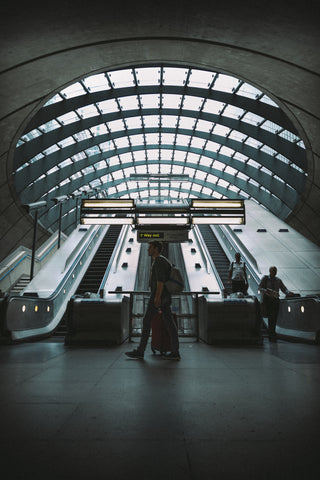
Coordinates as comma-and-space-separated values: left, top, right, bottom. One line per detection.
13, 66, 307, 235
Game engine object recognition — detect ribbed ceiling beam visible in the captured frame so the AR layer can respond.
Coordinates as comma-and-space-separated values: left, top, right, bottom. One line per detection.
25, 84, 297, 134
16, 111, 305, 171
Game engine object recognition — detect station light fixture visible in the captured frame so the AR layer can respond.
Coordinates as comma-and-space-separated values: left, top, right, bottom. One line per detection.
80, 198, 245, 228
81, 217, 134, 225
52, 195, 68, 204
82, 199, 134, 209
191, 199, 244, 209
22, 200, 47, 212
137, 217, 189, 225
192, 216, 244, 225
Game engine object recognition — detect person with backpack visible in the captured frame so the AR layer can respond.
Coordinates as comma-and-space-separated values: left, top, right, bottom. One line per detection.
228, 252, 248, 295
125, 240, 180, 360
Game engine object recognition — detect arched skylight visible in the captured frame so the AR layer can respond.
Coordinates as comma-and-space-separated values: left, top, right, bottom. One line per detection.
13, 65, 307, 235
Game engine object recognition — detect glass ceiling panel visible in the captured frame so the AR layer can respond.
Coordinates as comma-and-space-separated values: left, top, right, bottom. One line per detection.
202, 99, 225, 114
143, 115, 160, 127
212, 125, 230, 136
139, 94, 160, 108
188, 69, 215, 88
162, 94, 183, 109
163, 67, 188, 85
223, 104, 245, 119
13, 64, 308, 233
61, 82, 86, 99
135, 67, 160, 85
57, 111, 80, 125
39, 119, 60, 133
182, 96, 205, 111
119, 96, 140, 110
259, 95, 279, 107
236, 83, 262, 99
161, 116, 178, 128
77, 104, 100, 119
125, 117, 142, 129
43, 94, 63, 106
97, 99, 119, 113
108, 69, 135, 88
82, 74, 111, 92
213, 74, 240, 93
107, 119, 126, 132
91, 124, 108, 136
195, 119, 213, 132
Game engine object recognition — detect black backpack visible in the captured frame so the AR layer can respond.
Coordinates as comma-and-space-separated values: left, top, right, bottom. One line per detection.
165, 264, 184, 294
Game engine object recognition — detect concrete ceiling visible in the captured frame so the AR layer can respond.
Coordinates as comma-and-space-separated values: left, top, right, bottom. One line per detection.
0, 0, 319, 261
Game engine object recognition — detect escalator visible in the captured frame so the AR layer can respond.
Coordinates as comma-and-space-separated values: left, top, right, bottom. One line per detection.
54, 224, 123, 335
75, 224, 123, 295
197, 224, 231, 293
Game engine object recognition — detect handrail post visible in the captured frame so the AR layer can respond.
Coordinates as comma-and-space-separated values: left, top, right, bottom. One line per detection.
30, 210, 38, 281
129, 292, 133, 342
195, 293, 199, 342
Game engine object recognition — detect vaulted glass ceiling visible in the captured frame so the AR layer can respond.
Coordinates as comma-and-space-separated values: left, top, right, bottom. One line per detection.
13, 65, 307, 235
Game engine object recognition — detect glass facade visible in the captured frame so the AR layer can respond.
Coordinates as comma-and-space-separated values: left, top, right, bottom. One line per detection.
13, 65, 307, 234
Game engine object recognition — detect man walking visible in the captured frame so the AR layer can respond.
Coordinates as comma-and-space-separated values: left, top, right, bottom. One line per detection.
125, 241, 180, 360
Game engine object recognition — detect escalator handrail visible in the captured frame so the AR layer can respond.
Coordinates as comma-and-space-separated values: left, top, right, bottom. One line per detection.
214, 225, 261, 285
8, 225, 104, 302
63, 225, 101, 273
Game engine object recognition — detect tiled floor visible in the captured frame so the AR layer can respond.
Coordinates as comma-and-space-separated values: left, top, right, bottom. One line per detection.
0, 337, 319, 479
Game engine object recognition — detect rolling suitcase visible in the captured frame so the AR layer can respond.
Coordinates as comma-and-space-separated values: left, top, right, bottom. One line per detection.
151, 312, 177, 354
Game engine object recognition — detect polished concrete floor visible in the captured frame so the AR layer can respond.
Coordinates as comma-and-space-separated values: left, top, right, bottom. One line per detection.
0, 337, 319, 480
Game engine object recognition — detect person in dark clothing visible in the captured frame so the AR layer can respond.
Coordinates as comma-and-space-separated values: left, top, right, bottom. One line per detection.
228, 252, 248, 295
259, 266, 294, 341
125, 240, 180, 360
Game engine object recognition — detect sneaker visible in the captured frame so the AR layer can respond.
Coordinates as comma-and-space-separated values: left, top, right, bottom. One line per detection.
162, 352, 181, 361
125, 349, 144, 359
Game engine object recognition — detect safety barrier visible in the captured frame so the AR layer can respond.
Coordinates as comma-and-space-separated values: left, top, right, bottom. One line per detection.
277, 296, 320, 344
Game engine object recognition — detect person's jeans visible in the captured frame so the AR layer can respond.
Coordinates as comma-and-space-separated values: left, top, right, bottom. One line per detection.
263, 296, 280, 336
138, 296, 179, 354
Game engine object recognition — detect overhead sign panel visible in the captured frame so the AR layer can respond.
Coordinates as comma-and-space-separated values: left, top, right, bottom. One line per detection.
137, 230, 189, 243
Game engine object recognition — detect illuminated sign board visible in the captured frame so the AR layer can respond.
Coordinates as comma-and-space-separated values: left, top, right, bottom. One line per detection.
137, 230, 188, 243
138, 232, 164, 240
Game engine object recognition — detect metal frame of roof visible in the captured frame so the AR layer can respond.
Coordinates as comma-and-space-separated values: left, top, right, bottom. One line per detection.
13, 65, 307, 235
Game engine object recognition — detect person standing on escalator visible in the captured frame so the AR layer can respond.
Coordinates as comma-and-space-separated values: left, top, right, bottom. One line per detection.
228, 252, 248, 295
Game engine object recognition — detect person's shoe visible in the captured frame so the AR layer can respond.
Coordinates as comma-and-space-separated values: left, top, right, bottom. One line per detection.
125, 349, 144, 359
162, 352, 181, 361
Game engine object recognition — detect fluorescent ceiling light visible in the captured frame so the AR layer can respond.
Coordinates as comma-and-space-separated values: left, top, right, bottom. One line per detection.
137, 217, 189, 225
81, 217, 133, 225
82, 199, 134, 208
192, 216, 244, 225
191, 200, 244, 208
